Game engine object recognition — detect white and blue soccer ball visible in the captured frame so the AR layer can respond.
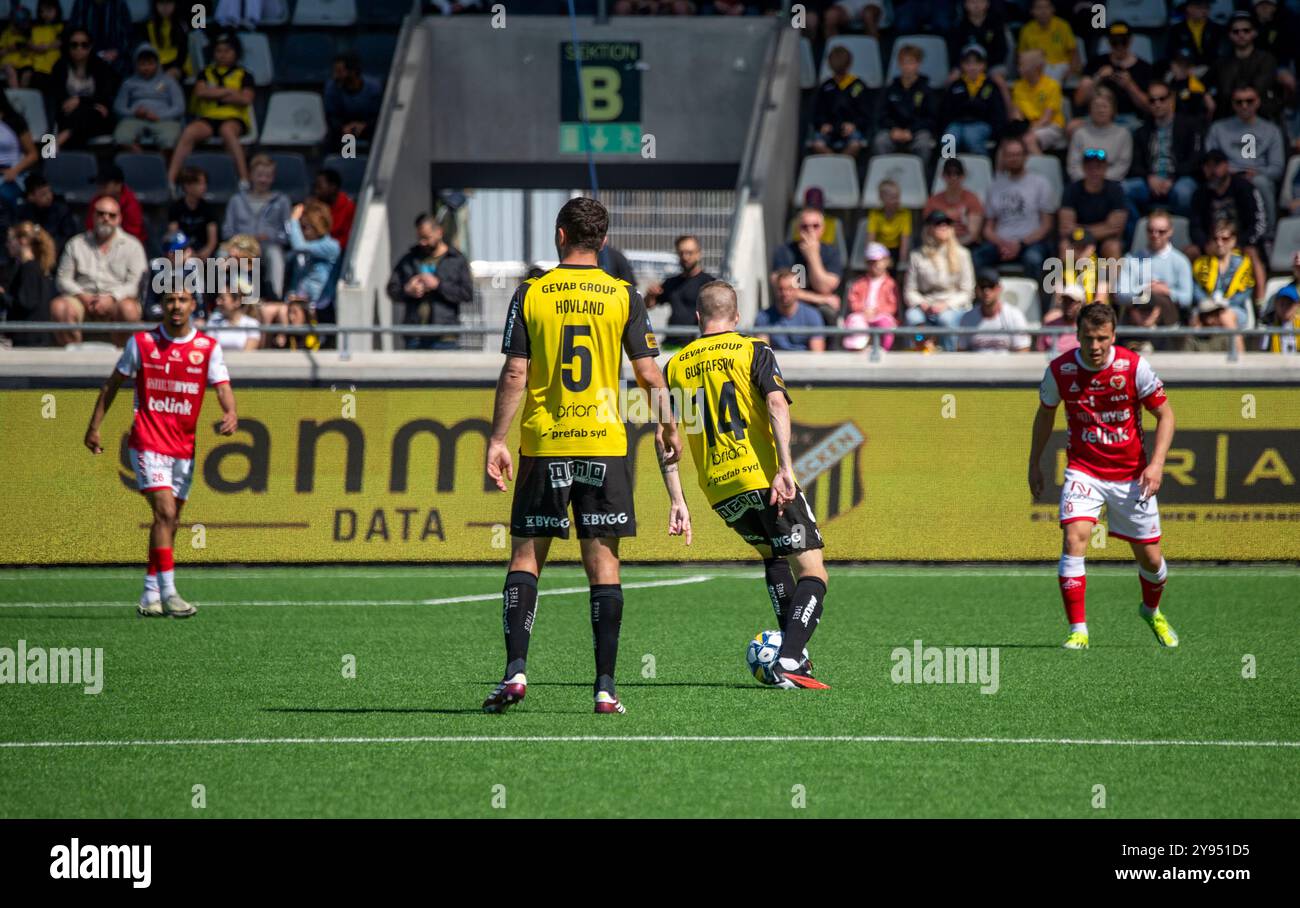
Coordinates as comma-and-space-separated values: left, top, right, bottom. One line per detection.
746, 630, 808, 686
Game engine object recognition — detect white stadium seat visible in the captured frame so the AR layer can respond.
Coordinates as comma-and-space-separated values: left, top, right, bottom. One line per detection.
1208, 0, 1235, 24
292, 0, 357, 26
930, 154, 993, 199
799, 38, 817, 91
1281, 156, 1300, 208
862, 154, 927, 208
1095, 35, 1156, 66
792, 154, 860, 209
1025, 155, 1064, 210
6, 88, 47, 140
238, 31, 275, 86
885, 35, 949, 88
1269, 218, 1300, 273
819, 36, 883, 89
1103, 0, 1168, 29
1000, 276, 1041, 325
259, 92, 328, 146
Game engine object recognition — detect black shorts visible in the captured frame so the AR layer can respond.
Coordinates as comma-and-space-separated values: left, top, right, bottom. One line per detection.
511, 455, 637, 539
202, 117, 246, 135
712, 487, 824, 556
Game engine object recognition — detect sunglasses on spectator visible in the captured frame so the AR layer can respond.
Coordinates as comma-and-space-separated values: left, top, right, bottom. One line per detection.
94, 208, 119, 218
1149, 93, 1170, 101
1233, 96, 1258, 105
799, 221, 821, 230
1230, 27, 1253, 34
1147, 226, 1171, 234
70, 40, 90, 47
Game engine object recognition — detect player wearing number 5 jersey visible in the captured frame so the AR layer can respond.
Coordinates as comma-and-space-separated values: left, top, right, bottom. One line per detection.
83, 290, 239, 618
661, 280, 830, 690
1028, 302, 1179, 650
482, 197, 681, 715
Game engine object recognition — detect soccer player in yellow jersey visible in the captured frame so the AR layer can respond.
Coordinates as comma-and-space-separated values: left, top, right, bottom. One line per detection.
482, 197, 681, 715
660, 281, 830, 690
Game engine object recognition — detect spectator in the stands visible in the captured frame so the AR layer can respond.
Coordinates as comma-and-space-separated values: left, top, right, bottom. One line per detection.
311, 168, 355, 252
325, 53, 384, 149
1259, 252, 1300, 354
15, 175, 79, 253
1059, 148, 1128, 261
215, 0, 264, 30
51, 195, 146, 346
1017, 0, 1081, 85
866, 179, 911, 266
1117, 211, 1195, 322
1038, 285, 1083, 355
224, 154, 291, 299
960, 269, 1030, 352
141, 0, 189, 83
26, 0, 65, 95
824, 1, 883, 39
756, 270, 826, 353
1067, 91, 1132, 181
949, 0, 1011, 97
1, 8, 36, 88
166, 166, 218, 262
1075, 21, 1152, 123
68, 0, 133, 76
1165, 46, 1213, 121
1216, 11, 1292, 122
770, 206, 844, 327
843, 243, 898, 351
0, 91, 38, 208
386, 212, 473, 350
1192, 219, 1256, 329
1185, 295, 1242, 355
1205, 84, 1286, 229
598, 242, 636, 285
923, 157, 983, 248
1169, 0, 1223, 71
83, 163, 147, 246
645, 234, 715, 338
1253, 0, 1297, 71
1125, 81, 1201, 220
807, 45, 870, 159
1057, 227, 1100, 305
1187, 149, 1266, 291
52, 28, 117, 149
904, 210, 974, 353
0, 221, 57, 344
942, 42, 1005, 154
168, 30, 252, 188
1011, 49, 1066, 154
974, 137, 1054, 276
112, 44, 184, 151
872, 44, 937, 161
285, 201, 340, 325
1118, 286, 1183, 354
202, 288, 260, 352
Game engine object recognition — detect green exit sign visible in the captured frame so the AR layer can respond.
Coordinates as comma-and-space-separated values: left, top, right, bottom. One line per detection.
559, 123, 643, 155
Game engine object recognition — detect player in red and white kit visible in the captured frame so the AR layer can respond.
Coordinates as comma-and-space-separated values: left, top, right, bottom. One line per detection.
84, 290, 238, 617
1027, 303, 1179, 650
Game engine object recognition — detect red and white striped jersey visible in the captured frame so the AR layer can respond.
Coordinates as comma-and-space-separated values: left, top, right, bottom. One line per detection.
115, 326, 230, 459
1039, 345, 1167, 481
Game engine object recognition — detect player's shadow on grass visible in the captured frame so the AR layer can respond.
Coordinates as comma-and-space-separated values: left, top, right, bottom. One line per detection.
0, 613, 127, 620
262, 706, 492, 716
480, 680, 756, 690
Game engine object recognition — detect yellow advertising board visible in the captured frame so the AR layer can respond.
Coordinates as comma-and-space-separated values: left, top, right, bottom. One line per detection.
1, 387, 1297, 563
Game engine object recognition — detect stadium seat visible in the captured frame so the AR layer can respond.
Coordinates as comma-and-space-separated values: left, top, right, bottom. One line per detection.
1000, 276, 1041, 324
124, 0, 149, 20
1281, 156, 1300, 209
1025, 155, 1064, 210
292, 0, 357, 26
269, 152, 311, 203
1262, 277, 1291, 317
277, 33, 338, 85
1129, 215, 1190, 254
5, 88, 47, 141
818, 36, 883, 89
861, 154, 927, 208
885, 35, 949, 88
792, 154, 860, 209
238, 31, 275, 87
45, 151, 98, 205
357, 0, 410, 26
799, 37, 817, 91
114, 152, 171, 206
1208, 0, 1234, 24
1269, 218, 1300, 273
1095, 35, 1156, 66
186, 29, 208, 83
1103, 0, 1168, 29
259, 92, 328, 146
183, 153, 240, 204
321, 153, 368, 197
353, 32, 398, 79
930, 154, 993, 199
262, 0, 292, 25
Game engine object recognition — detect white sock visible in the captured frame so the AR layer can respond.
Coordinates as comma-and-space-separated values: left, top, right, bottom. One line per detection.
143, 572, 160, 602
1139, 560, 1167, 616
1070, 622, 1088, 635
159, 570, 177, 598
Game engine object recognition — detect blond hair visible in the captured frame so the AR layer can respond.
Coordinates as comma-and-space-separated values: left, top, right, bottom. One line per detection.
11, 221, 55, 273
223, 233, 262, 258
301, 200, 332, 238
922, 220, 965, 276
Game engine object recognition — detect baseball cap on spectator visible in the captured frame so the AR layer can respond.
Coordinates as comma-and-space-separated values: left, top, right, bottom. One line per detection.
212, 30, 242, 56
1061, 285, 1086, 304
1107, 21, 1132, 38
165, 231, 189, 253
1069, 227, 1096, 246
135, 43, 159, 62
1228, 11, 1256, 26
941, 158, 965, 177
1197, 297, 1227, 315
924, 209, 953, 226
960, 42, 987, 61
975, 268, 1001, 288
802, 187, 825, 211
1201, 148, 1229, 166
865, 242, 890, 261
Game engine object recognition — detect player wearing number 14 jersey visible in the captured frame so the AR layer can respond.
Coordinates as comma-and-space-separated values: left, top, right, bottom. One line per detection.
1028, 303, 1179, 650
662, 280, 829, 689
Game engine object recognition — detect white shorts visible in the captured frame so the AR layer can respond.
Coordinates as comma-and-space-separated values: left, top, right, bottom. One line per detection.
1059, 467, 1161, 544
130, 448, 194, 500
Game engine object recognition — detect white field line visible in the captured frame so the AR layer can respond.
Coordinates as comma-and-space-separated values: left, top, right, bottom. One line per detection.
0, 734, 1297, 751
0, 575, 714, 609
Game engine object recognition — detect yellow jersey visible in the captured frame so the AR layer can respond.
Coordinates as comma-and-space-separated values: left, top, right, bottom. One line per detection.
1012, 74, 1065, 127
867, 207, 912, 250
665, 331, 791, 506
1018, 17, 1077, 65
502, 263, 658, 457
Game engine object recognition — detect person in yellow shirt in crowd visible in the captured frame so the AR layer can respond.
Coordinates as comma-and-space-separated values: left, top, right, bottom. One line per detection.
0, 7, 35, 88
167, 31, 253, 188
28, 0, 64, 93
1018, 0, 1082, 84
1012, 49, 1066, 154
867, 180, 912, 267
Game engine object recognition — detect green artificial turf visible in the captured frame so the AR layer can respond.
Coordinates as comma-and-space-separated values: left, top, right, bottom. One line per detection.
0, 564, 1296, 818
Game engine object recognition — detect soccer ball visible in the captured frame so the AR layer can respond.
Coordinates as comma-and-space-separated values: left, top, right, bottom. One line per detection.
746, 630, 808, 686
